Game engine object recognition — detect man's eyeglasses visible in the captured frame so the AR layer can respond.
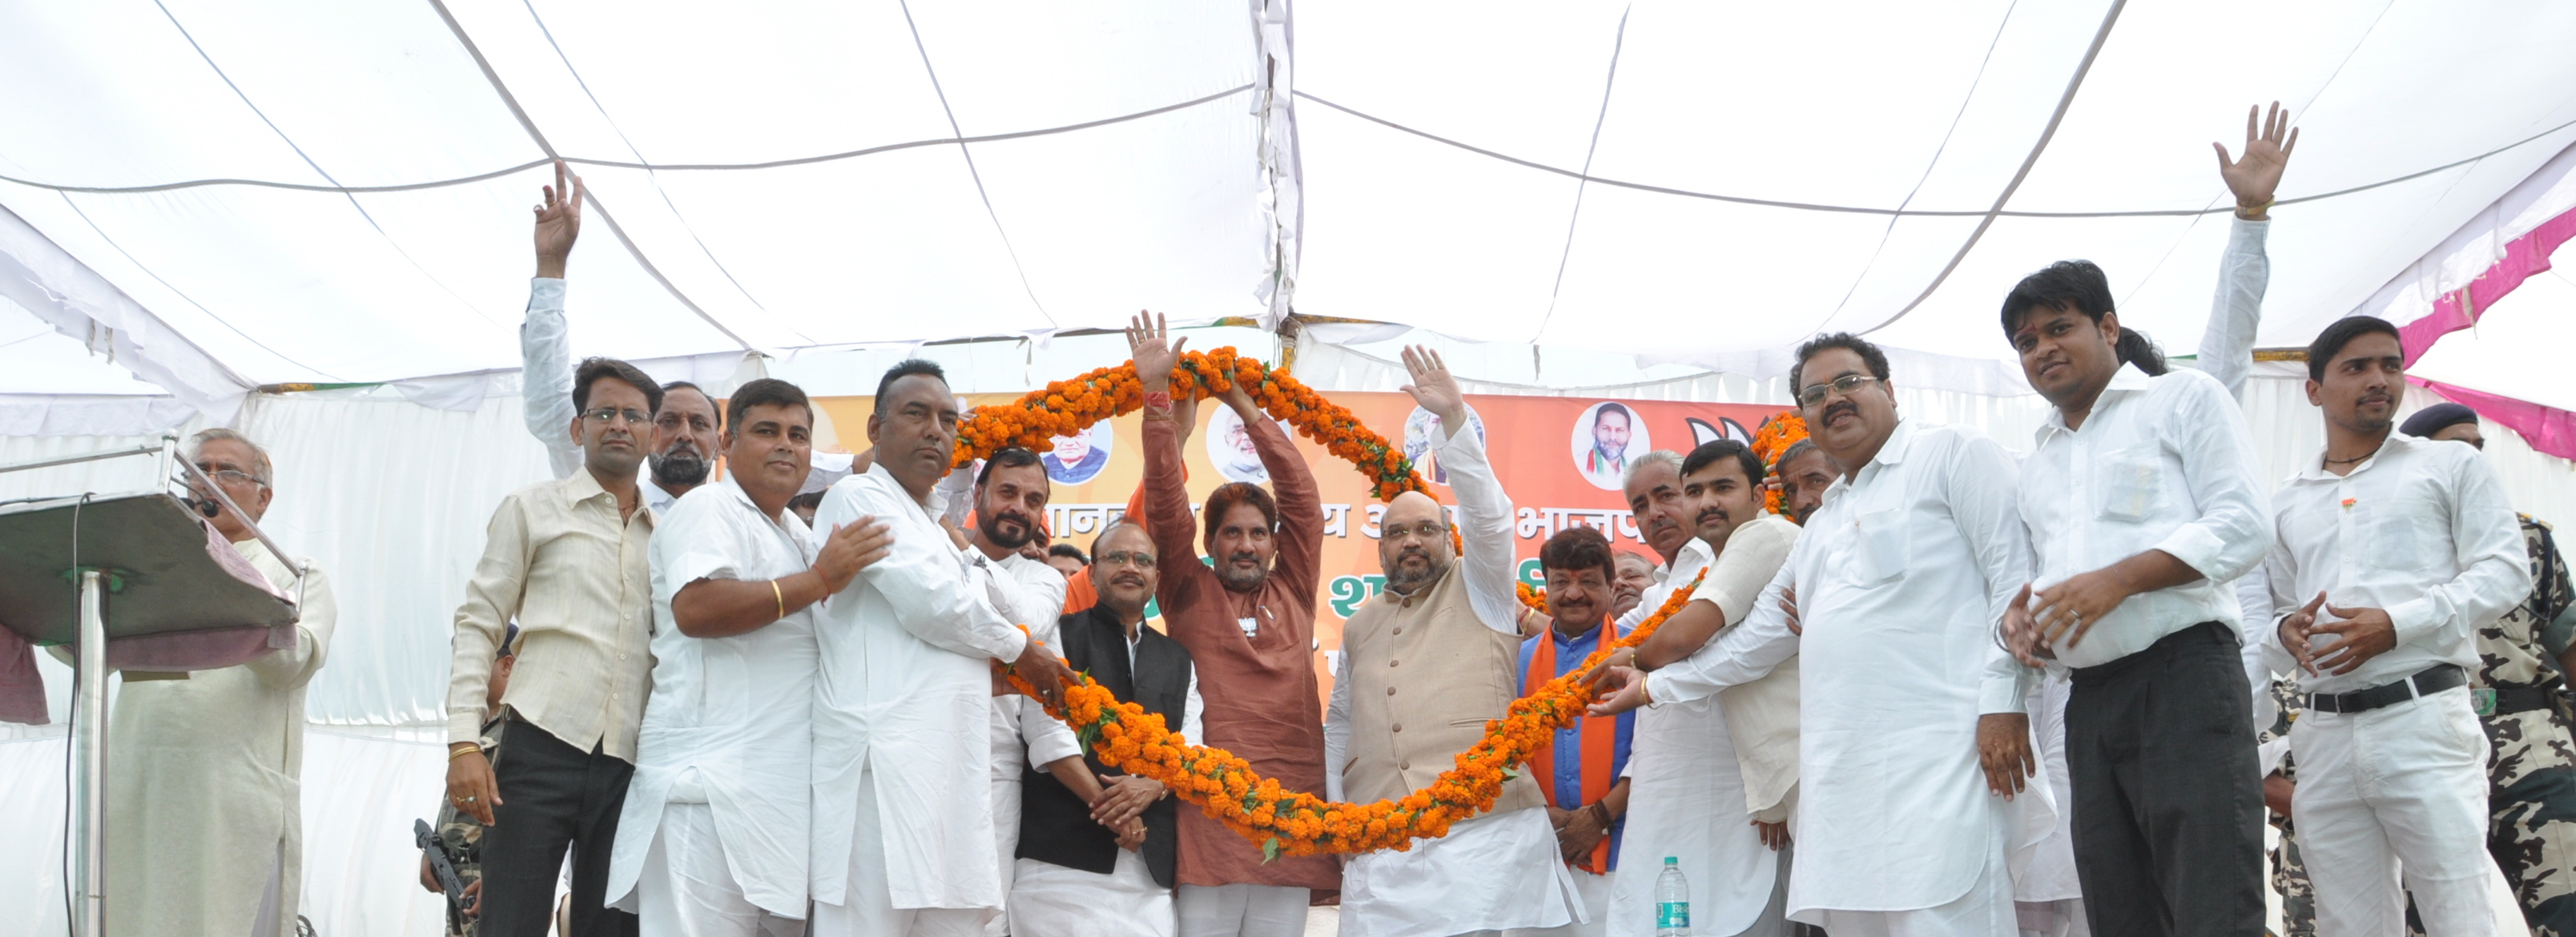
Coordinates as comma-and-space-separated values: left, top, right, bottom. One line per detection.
1797, 374, 1882, 408
1097, 550, 1158, 569
1385, 521, 1448, 542
584, 407, 652, 426
193, 463, 266, 488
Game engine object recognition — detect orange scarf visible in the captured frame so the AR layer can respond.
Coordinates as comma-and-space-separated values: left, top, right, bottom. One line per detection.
1524, 618, 1620, 874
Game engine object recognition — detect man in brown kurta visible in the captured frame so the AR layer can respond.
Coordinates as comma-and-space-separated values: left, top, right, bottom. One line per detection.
1131, 314, 1338, 936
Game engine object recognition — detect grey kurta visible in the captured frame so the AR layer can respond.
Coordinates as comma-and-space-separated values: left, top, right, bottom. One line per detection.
104, 538, 336, 936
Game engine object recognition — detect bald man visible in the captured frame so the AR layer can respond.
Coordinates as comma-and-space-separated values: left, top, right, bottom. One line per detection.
1325, 346, 1584, 937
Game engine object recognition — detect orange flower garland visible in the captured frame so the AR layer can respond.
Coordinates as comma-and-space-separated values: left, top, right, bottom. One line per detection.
1747, 410, 1809, 519
1004, 572, 1704, 858
1516, 580, 1548, 614
953, 348, 1431, 501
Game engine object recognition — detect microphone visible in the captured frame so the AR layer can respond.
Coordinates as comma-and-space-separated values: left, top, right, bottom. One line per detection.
183, 495, 221, 518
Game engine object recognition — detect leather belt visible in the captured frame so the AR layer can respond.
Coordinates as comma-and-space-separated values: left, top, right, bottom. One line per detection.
2308, 665, 2466, 714
2474, 686, 2559, 717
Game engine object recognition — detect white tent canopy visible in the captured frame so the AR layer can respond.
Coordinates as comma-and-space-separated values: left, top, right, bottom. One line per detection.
4, 0, 2574, 408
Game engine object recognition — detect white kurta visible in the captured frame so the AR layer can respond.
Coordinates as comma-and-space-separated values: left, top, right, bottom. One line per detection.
104, 539, 335, 937
2012, 674, 2082, 905
809, 464, 1032, 911
981, 551, 1068, 937
609, 475, 820, 919
1608, 535, 1778, 937
1644, 420, 2043, 926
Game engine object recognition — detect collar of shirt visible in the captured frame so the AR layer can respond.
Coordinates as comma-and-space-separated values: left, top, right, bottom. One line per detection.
2290, 430, 2414, 483
2034, 362, 2155, 443
565, 466, 656, 529
1548, 621, 1605, 659
711, 472, 811, 541
1819, 417, 1920, 510
865, 460, 940, 516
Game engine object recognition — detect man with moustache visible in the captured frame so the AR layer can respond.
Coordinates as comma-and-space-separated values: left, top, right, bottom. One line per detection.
1584, 404, 1636, 486
1126, 315, 1338, 936
605, 379, 892, 935
948, 446, 1075, 937
448, 357, 665, 937
1592, 441, 1801, 937
1995, 255, 2274, 935
1012, 521, 1204, 937
518, 159, 724, 513
1326, 345, 1584, 937
807, 360, 1079, 936
2267, 318, 2527, 936
1769, 440, 1836, 526
1596, 333, 2039, 935
1516, 526, 1639, 937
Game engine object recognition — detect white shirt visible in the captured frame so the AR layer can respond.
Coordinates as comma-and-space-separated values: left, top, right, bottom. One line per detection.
809, 463, 1032, 910
1323, 404, 1519, 800
521, 277, 682, 514
987, 552, 1071, 781
2021, 364, 2272, 668
2263, 432, 2530, 695
1641, 419, 2037, 915
607, 475, 818, 916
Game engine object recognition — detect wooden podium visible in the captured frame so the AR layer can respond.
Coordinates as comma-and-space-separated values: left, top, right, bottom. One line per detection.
0, 436, 306, 937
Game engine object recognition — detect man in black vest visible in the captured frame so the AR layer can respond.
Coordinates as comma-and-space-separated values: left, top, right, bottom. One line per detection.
1009, 520, 1203, 937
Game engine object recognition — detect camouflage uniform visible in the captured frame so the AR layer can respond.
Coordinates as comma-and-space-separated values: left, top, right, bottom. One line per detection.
2263, 677, 2316, 937
2473, 516, 2576, 935
429, 720, 504, 937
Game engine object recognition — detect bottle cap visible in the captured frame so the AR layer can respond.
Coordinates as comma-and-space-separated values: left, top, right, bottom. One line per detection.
1664, 856, 1677, 865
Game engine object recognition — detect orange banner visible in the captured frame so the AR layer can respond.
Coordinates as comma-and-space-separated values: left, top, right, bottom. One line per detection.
812, 392, 1785, 701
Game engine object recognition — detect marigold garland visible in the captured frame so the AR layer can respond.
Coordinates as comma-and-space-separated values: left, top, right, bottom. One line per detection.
1004, 572, 1704, 859
1516, 580, 1548, 614
1748, 410, 1809, 519
952, 347, 1432, 501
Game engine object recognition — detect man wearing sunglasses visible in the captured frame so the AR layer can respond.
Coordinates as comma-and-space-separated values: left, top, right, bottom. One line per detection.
447, 356, 665, 937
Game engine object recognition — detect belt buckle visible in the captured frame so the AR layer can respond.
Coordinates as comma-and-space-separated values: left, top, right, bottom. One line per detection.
2473, 688, 2498, 717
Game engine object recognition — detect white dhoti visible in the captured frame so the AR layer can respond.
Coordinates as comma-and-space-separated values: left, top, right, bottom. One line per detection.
1801, 818, 2015, 937
1342, 806, 1583, 937
1608, 698, 1778, 937
636, 803, 809, 937
1173, 883, 1311, 937
1504, 867, 1613, 937
1007, 851, 1175, 937
811, 769, 989, 937
2292, 686, 2521, 937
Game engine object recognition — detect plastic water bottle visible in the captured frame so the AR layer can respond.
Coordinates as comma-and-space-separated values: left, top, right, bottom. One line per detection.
1655, 855, 1691, 935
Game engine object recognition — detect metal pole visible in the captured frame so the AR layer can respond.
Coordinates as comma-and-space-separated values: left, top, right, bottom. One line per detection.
74, 570, 107, 937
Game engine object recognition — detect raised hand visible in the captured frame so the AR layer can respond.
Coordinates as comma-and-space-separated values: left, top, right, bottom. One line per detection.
2215, 102, 2299, 219
1125, 311, 1187, 394
533, 159, 583, 278
814, 518, 894, 594
2276, 591, 2328, 676
1398, 344, 1467, 431
1011, 640, 1079, 710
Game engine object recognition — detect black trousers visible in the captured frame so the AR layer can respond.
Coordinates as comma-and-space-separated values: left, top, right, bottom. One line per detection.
2067, 620, 2266, 937
477, 719, 638, 937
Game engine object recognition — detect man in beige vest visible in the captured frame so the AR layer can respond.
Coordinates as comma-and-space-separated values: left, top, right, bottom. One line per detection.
1325, 345, 1584, 937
